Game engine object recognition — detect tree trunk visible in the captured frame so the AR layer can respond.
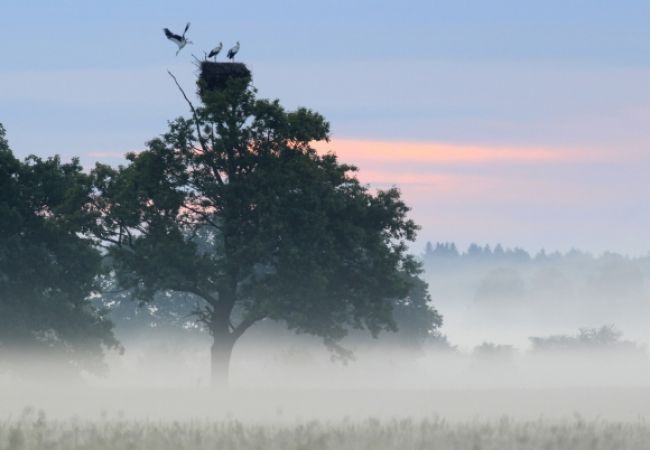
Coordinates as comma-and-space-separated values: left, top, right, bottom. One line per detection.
210, 332, 235, 388
209, 287, 237, 388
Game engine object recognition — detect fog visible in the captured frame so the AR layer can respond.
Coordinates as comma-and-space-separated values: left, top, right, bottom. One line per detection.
422, 243, 650, 350
2, 243, 650, 431
2, 340, 650, 424
2, 325, 650, 423
82, 325, 649, 392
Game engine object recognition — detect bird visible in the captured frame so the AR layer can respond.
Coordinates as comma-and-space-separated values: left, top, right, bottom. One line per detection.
164, 22, 192, 55
227, 41, 240, 61
208, 42, 223, 61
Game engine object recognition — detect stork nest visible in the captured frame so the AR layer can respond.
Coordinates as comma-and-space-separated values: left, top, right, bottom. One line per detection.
198, 62, 251, 95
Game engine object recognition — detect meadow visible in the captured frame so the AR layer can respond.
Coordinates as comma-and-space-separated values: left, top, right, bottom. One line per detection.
3, 411, 650, 450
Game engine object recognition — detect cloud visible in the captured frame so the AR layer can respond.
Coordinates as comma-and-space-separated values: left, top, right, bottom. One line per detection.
313, 138, 650, 255
315, 139, 575, 166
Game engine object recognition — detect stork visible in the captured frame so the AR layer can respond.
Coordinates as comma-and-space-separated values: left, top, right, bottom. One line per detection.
164, 22, 192, 55
208, 42, 223, 61
227, 41, 240, 61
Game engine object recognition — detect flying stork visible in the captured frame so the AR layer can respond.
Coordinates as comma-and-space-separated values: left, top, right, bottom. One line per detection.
164, 22, 192, 55
227, 41, 240, 61
208, 42, 223, 61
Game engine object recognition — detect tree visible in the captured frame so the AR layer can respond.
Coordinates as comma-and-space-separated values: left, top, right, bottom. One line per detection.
529, 325, 641, 354
91, 65, 436, 386
0, 124, 119, 378
473, 341, 516, 363
389, 276, 443, 349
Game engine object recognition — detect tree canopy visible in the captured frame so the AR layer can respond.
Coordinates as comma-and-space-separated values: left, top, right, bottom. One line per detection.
0, 124, 119, 378
91, 67, 440, 385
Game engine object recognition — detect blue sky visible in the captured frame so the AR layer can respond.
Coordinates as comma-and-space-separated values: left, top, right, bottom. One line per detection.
2, 1, 650, 254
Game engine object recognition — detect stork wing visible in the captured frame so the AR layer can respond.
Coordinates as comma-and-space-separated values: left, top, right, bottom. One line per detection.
183, 22, 191, 35
164, 28, 182, 42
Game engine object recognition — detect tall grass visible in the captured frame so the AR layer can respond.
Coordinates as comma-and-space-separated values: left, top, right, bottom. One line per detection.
2, 410, 649, 450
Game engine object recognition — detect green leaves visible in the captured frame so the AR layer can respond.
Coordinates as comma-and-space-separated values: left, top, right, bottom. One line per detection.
92, 68, 441, 363
0, 126, 119, 376
287, 107, 330, 144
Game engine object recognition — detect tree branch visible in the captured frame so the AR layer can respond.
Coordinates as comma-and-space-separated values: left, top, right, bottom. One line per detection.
168, 71, 226, 188
232, 312, 266, 340
167, 70, 209, 153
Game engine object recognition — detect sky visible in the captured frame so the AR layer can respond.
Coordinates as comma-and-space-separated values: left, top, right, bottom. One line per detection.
2, 1, 650, 255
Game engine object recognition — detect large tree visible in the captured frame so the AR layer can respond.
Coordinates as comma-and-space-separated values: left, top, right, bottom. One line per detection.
91, 66, 440, 386
0, 124, 119, 378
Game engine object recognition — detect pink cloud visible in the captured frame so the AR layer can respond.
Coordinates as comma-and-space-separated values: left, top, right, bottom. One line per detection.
313, 138, 627, 216
314, 139, 583, 166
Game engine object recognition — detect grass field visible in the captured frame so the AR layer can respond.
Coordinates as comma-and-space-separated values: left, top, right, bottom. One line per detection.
3, 412, 650, 450
3, 387, 650, 449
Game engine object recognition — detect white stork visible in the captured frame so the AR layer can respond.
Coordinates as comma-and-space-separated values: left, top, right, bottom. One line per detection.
164, 22, 192, 55
227, 41, 240, 61
208, 42, 223, 61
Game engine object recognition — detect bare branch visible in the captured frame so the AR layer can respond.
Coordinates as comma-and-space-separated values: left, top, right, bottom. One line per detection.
167, 70, 199, 121
167, 70, 209, 152
167, 70, 225, 187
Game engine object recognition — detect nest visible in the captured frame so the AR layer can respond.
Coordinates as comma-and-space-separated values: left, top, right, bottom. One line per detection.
198, 62, 252, 96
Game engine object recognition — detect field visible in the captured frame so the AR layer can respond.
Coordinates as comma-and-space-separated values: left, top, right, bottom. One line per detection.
3, 387, 650, 450
3, 412, 650, 450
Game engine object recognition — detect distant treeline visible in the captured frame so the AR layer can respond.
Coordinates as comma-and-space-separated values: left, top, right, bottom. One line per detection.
423, 241, 650, 304
423, 241, 650, 264
419, 241, 650, 355
474, 325, 643, 359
